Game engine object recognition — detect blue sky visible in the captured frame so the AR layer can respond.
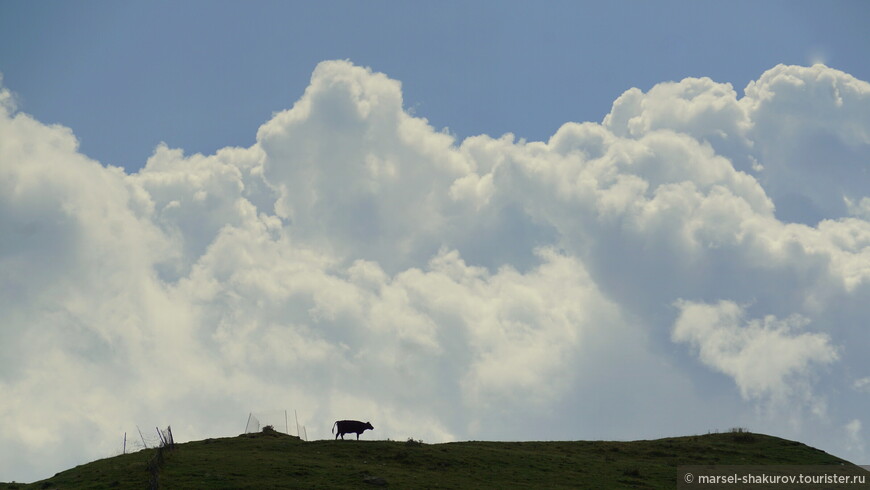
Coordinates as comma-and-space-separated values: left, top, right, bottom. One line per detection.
2, 1, 867, 171
2, 1, 870, 484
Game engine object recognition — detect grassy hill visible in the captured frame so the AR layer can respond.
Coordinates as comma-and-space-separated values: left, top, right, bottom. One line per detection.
1, 429, 861, 489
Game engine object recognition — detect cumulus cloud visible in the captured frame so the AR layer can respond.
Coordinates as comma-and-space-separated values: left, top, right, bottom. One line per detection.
744, 64, 870, 224
672, 300, 837, 401
256, 62, 472, 272
602, 63, 870, 226
2, 60, 870, 482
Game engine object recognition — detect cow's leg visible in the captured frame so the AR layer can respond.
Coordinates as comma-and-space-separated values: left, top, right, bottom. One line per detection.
335, 432, 339, 440
356, 432, 360, 440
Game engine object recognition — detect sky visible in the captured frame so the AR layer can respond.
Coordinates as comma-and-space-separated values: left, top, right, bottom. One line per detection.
1, 0, 869, 483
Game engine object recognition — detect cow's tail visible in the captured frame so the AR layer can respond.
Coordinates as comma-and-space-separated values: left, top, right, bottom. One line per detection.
331, 421, 337, 435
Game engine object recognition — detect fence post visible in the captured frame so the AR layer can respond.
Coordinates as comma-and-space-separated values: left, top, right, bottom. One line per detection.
295, 410, 300, 439
156, 427, 166, 447
138, 425, 149, 449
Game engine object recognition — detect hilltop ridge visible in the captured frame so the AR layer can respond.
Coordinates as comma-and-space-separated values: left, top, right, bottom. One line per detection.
0, 429, 861, 489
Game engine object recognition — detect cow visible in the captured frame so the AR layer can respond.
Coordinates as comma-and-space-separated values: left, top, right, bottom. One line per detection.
332, 420, 374, 440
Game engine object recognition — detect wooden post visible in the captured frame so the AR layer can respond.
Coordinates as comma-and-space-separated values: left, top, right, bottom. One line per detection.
123, 432, 127, 455
285, 410, 289, 435
137, 425, 148, 449
167, 426, 174, 449
156, 427, 166, 447
295, 410, 300, 439
245, 412, 253, 434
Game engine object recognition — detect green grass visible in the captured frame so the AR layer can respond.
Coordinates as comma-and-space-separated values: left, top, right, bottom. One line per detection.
1, 429, 858, 489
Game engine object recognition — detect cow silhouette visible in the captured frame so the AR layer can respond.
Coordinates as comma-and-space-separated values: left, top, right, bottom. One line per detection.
332, 420, 374, 440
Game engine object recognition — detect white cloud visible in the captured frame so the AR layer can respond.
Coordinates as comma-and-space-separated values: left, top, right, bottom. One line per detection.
672, 300, 838, 401
603, 76, 752, 153
846, 196, 870, 220
2, 60, 870, 481
256, 61, 472, 272
601, 64, 870, 226
742, 64, 870, 223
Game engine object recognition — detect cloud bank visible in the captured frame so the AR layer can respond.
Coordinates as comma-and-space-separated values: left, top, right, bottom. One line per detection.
2, 61, 869, 481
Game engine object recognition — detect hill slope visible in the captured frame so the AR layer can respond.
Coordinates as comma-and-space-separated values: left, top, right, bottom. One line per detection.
1, 430, 860, 489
